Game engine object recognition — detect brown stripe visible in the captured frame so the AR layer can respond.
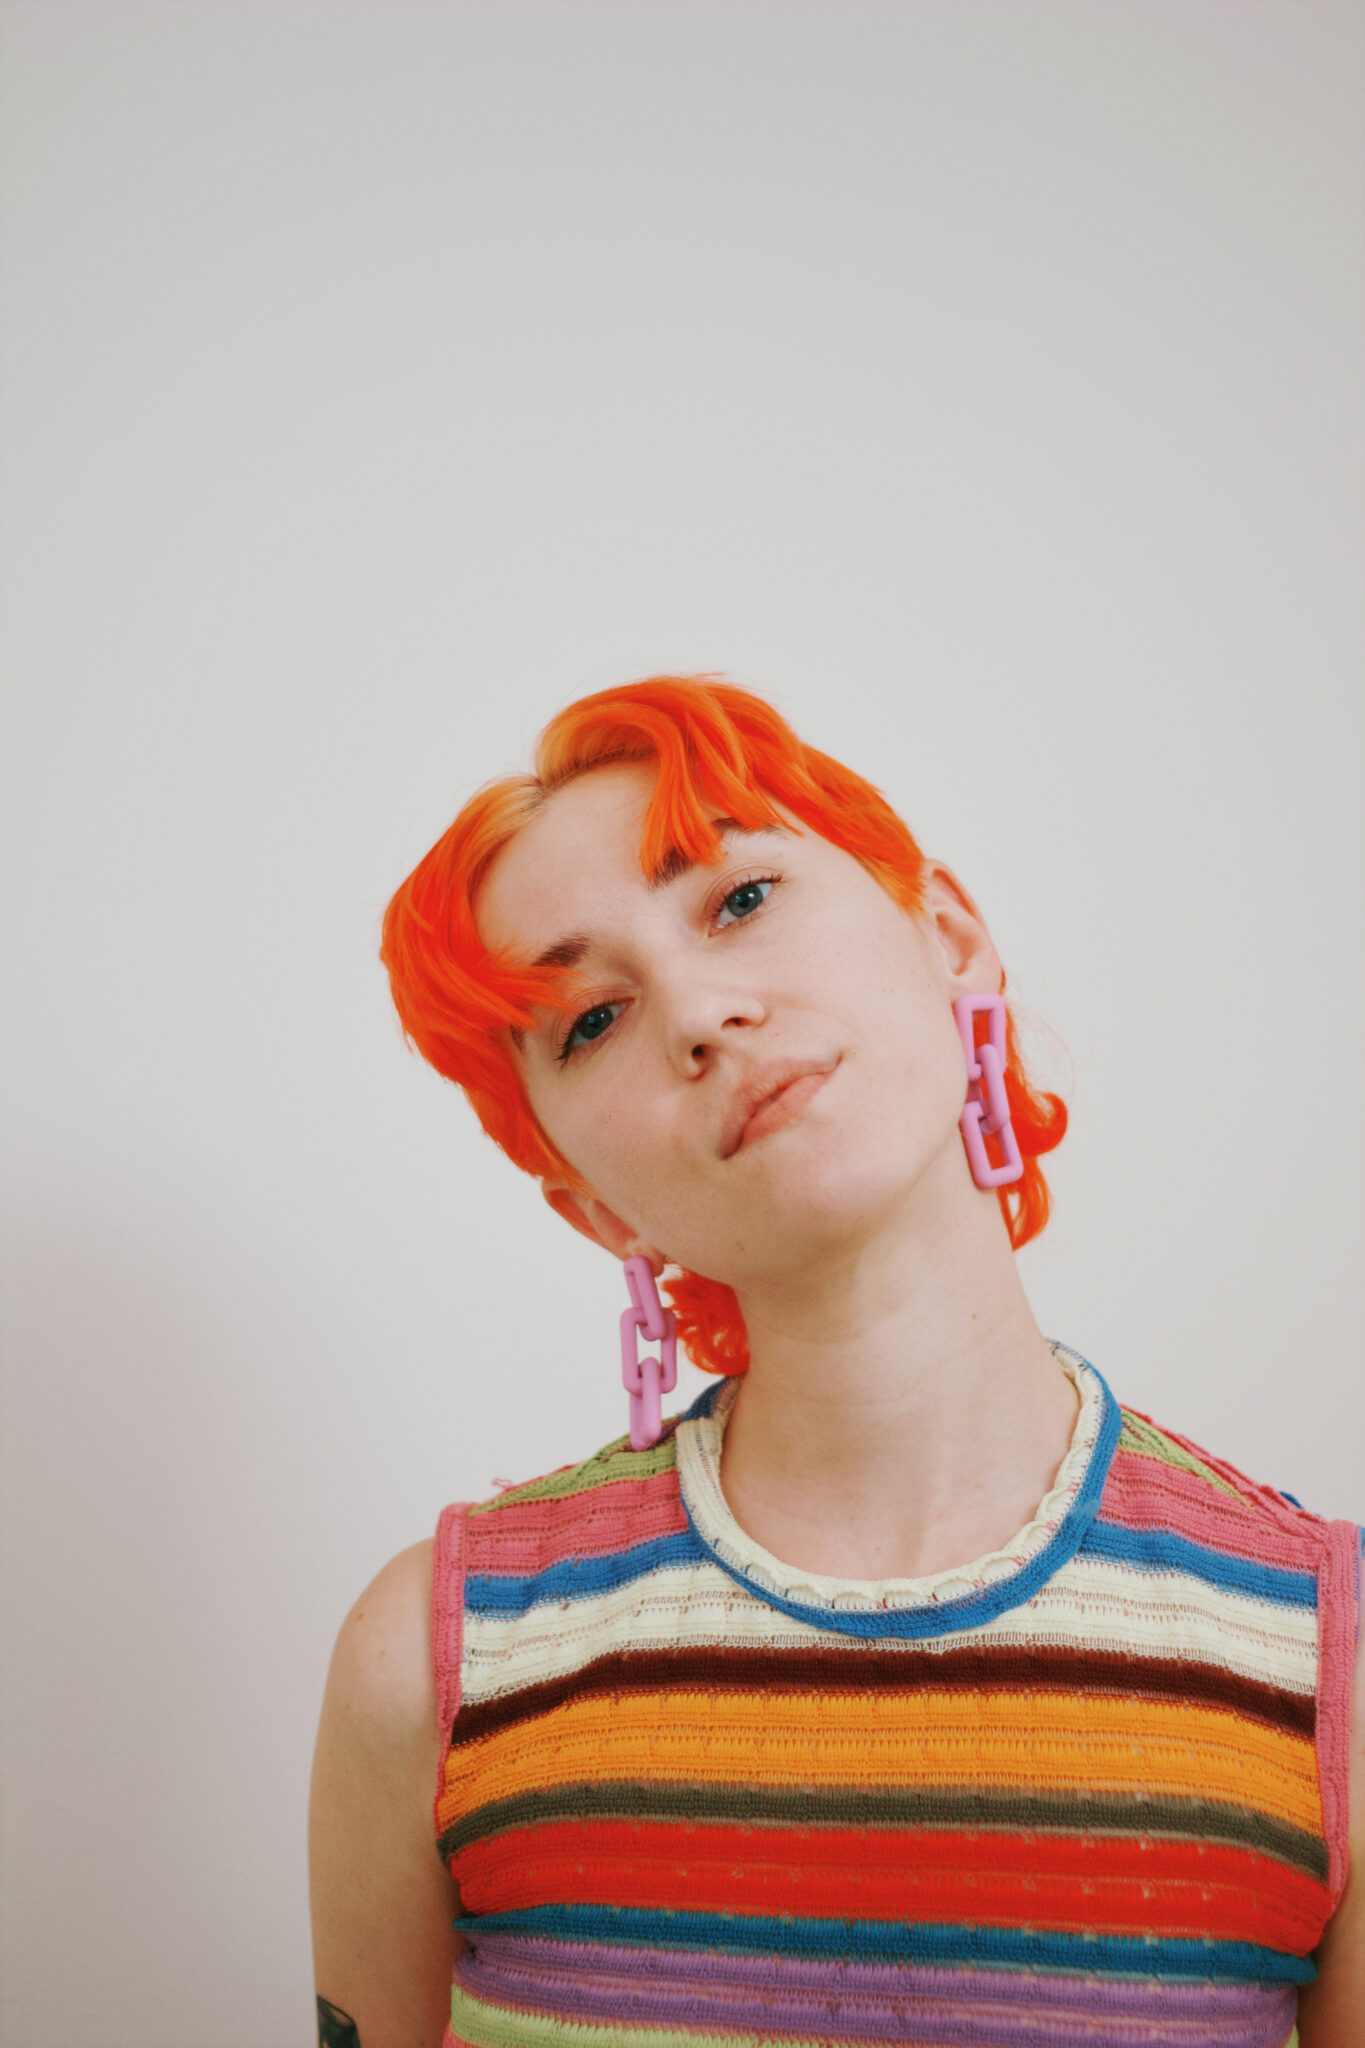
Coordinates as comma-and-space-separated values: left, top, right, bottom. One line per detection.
440, 1777, 1328, 1883
453, 1642, 1314, 1750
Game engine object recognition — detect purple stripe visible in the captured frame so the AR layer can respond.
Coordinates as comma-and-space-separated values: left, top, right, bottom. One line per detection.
458, 1937, 1295, 2048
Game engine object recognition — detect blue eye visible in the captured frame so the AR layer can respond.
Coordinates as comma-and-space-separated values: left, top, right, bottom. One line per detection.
553, 876, 778, 1064
715, 876, 775, 927
557, 1001, 622, 1061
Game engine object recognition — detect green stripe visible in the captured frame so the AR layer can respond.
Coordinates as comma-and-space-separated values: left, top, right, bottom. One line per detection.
451, 1982, 849, 2048
469, 1434, 679, 1513
442, 1778, 1327, 1884
1117, 1411, 1244, 1500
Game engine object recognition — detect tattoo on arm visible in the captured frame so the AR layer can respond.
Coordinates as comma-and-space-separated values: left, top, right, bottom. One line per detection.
317, 1995, 361, 2046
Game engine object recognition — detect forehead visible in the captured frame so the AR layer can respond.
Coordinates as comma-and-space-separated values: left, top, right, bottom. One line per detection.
475, 762, 661, 959
476, 760, 815, 967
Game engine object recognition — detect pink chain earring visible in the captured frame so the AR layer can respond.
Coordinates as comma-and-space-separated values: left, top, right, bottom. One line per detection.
953, 993, 1024, 1189
620, 1255, 678, 1450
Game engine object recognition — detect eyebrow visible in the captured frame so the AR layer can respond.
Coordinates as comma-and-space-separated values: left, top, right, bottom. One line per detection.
526, 818, 790, 974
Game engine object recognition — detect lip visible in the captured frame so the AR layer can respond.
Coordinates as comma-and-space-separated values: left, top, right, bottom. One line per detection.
719, 1056, 839, 1159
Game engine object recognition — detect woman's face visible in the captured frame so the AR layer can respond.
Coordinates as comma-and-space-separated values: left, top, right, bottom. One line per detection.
475, 760, 1004, 1289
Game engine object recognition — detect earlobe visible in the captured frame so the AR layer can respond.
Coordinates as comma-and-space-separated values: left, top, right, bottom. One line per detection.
539, 1181, 666, 1273
540, 1181, 613, 1251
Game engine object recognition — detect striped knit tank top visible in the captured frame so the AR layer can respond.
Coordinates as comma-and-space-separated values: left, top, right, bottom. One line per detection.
431, 1343, 1361, 2048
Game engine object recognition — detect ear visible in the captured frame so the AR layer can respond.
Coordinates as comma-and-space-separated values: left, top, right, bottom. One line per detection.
918, 860, 1003, 995
540, 1180, 668, 1278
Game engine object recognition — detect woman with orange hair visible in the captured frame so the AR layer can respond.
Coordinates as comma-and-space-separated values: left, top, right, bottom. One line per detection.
309, 676, 1363, 2048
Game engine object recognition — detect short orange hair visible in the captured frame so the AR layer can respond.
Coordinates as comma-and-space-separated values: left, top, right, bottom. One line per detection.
381, 675, 1066, 1375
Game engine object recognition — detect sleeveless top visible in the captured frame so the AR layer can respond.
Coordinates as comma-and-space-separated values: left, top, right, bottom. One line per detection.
430, 1343, 1361, 2048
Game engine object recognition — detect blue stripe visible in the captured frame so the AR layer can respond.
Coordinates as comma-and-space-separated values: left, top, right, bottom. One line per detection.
464, 1903, 1314, 1983
681, 1378, 728, 1421
1079, 1520, 1317, 1609
466, 1529, 707, 1616
678, 1355, 1124, 1641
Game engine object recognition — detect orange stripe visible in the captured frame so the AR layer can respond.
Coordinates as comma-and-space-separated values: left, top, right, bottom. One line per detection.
439, 1687, 1319, 1837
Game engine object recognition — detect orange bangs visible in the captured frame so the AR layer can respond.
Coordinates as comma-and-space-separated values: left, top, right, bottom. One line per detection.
380, 675, 1066, 1376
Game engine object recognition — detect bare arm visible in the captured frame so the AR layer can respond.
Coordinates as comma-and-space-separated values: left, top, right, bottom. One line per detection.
309, 1538, 465, 2048
1297, 1561, 1365, 2046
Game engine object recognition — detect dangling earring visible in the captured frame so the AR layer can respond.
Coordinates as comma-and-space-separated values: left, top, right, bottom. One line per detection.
953, 993, 1024, 1189
620, 1255, 678, 1450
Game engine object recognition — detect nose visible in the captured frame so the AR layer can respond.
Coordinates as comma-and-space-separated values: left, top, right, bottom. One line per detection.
656, 960, 767, 1073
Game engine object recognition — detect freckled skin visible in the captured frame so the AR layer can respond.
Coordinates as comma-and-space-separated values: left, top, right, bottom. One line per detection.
476, 760, 986, 1294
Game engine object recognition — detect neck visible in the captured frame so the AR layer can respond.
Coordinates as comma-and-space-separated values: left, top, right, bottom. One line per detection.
718, 1145, 1079, 1581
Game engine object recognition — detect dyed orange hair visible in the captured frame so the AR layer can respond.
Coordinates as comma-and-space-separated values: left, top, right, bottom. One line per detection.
381, 675, 1066, 1375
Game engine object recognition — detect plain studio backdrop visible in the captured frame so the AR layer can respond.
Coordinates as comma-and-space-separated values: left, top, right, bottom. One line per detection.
1, 2, 1361, 2040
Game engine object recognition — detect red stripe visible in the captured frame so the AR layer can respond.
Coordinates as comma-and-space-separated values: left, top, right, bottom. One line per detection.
457, 1818, 1329, 1950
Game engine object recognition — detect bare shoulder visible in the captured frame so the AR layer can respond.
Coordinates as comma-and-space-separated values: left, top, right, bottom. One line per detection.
325, 1537, 436, 1730
1298, 1550, 1365, 2046
309, 1537, 461, 2048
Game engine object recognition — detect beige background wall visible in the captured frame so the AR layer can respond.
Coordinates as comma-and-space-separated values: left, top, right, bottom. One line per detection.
2, 4, 1361, 2041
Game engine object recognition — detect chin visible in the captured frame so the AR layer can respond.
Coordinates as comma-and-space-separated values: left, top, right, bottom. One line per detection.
672, 1112, 960, 1282
743, 1147, 947, 1267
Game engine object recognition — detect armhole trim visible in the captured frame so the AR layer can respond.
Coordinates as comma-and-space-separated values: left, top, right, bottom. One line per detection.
432, 1502, 472, 1743
1316, 1517, 1363, 1908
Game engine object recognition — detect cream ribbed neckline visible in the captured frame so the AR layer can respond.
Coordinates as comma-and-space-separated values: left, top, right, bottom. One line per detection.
674, 1342, 1105, 1621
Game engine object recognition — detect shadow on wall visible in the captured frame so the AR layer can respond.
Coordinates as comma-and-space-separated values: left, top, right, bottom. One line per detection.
4, 1199, 325, 2031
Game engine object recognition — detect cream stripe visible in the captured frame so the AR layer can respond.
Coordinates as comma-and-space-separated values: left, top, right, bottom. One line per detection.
460, 1552, 1318, 1708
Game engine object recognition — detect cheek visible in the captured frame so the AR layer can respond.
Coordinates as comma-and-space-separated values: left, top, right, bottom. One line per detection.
530, 1073, 666, 1216
886, 989, 970, 1120
579, 1102, 658, 1201
826, 924, 966, 1125
555, 1084, 725, 1256
817, 909, 939, 1033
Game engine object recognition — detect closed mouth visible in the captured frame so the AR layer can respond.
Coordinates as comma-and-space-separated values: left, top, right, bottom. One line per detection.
721, 1057, 839, 1159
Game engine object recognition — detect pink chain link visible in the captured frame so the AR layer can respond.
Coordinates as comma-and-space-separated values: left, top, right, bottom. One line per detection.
620, 1255, 678, 1450
953, 993, 1024, 1189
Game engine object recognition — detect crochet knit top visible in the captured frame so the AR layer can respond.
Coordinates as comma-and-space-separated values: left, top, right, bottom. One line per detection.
430, 1343, 1361, 2048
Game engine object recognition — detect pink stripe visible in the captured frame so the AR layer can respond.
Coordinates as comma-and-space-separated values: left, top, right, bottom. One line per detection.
432, 1503, 471, 1738
466, 1471, 687, 1574
1316, 1518, 1363, 1906
432, 1501, 472, 1915
1122, 1406, 1320, 1538
1103, 1451, 1325, 1571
